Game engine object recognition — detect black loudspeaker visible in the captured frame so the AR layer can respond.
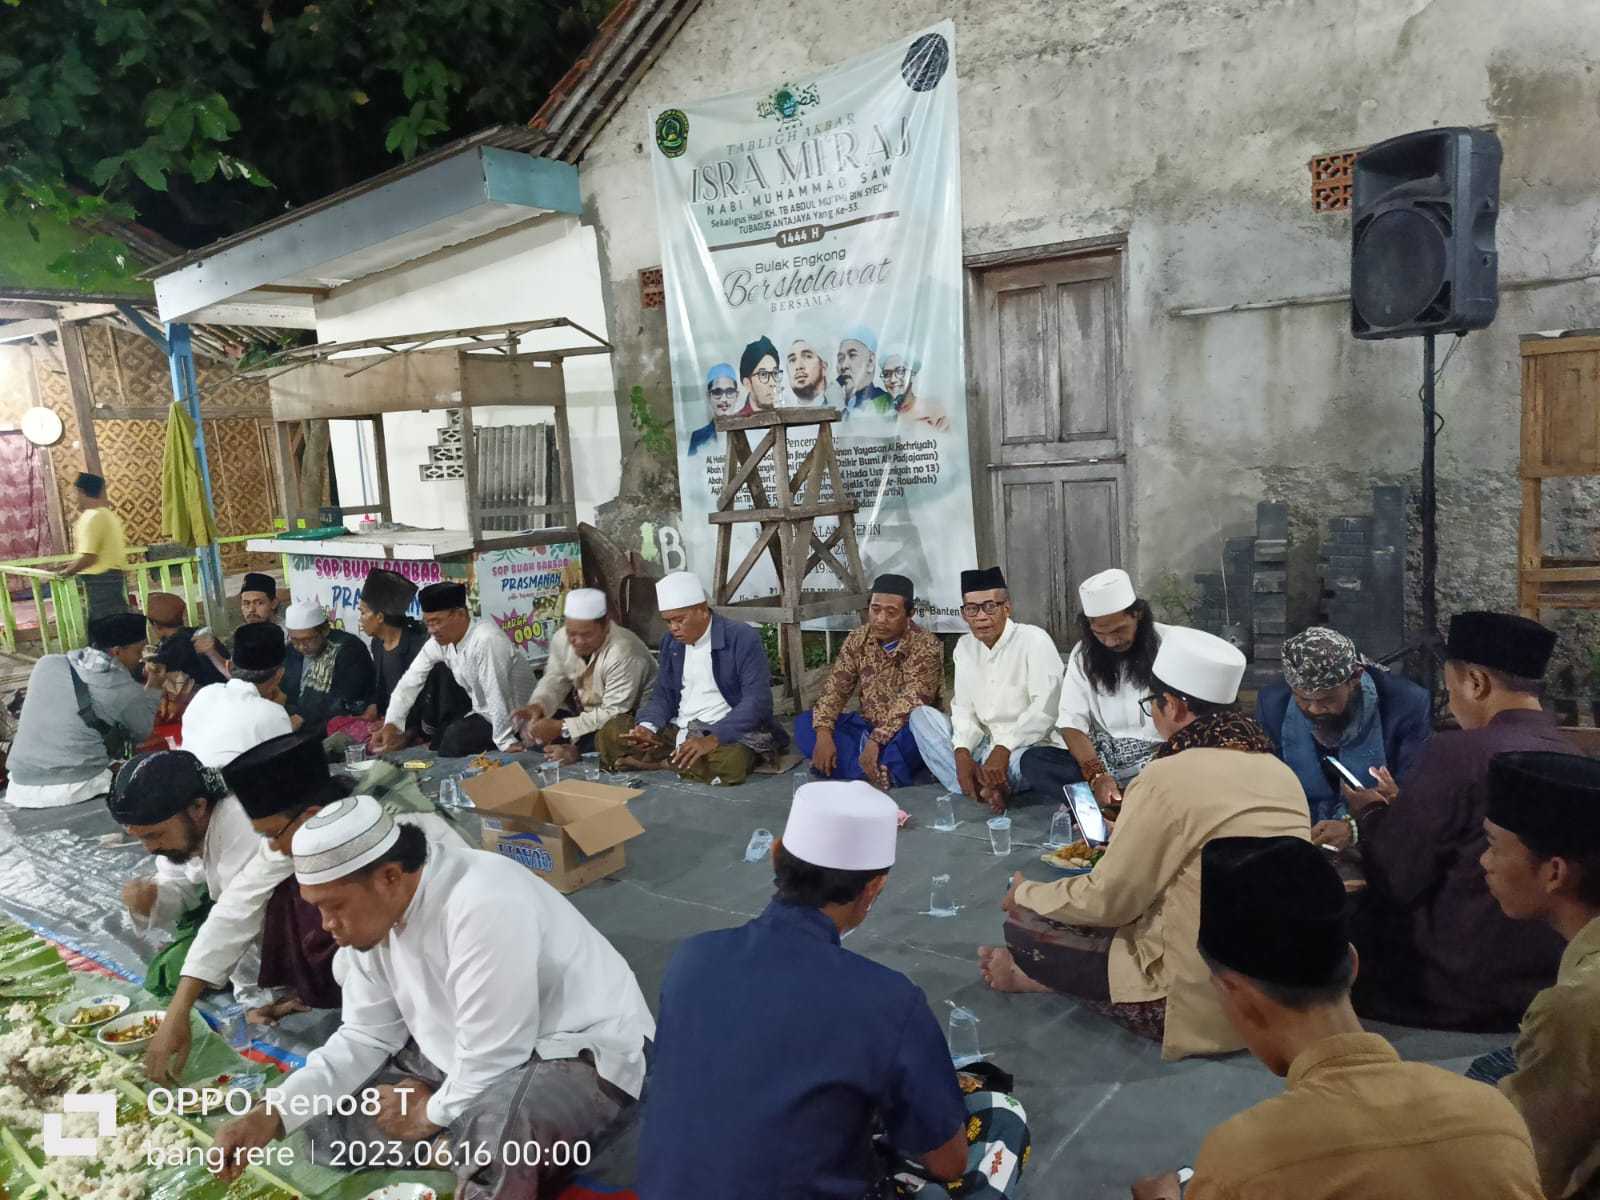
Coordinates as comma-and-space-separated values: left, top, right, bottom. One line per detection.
1350, 127, 1501, 340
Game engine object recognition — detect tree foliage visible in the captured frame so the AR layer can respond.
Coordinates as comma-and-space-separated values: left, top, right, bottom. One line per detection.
0, 0, 608, 283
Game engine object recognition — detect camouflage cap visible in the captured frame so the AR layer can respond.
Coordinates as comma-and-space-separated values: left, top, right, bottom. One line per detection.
1281, 627, 1360, 693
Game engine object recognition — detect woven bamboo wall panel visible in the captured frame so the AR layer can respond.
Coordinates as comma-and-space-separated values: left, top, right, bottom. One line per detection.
85, 326, 269, 411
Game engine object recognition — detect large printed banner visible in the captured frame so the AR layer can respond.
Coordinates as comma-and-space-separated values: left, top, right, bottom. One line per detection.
650, 21, 977, 628
284, 541, 581, 665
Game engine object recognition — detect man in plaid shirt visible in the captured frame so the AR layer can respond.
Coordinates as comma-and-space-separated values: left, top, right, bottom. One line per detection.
795, 574, 944, 791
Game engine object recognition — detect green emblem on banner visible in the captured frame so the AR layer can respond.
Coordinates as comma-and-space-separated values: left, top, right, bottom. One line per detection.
757, 82, 819, 122
655, 108, 689, 157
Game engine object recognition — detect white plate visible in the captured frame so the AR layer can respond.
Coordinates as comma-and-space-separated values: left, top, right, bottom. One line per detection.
96, 1009, 164, 1053
361, 1185, 441, 1200
53, 993, 131, 1031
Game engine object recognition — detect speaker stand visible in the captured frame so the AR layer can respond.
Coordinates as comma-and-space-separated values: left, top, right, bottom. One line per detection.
1419, 332, 1439, 699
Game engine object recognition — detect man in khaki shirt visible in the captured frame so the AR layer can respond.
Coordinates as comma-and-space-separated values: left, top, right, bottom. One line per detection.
1133, 836, 1543, 1200
513, 589, 655, 765
981, 628, 1310, 1060
1481, 751, 1600, 1200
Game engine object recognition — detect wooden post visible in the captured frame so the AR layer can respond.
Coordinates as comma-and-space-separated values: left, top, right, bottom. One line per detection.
370, 415, 393, 523
55, 321, 101, 474
459, 404, 482, 542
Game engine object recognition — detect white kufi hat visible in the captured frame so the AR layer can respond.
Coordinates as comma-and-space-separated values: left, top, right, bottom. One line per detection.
1079, 568, 1138, 618
1152, 626, 1247, 705
285, 600, 328, 631
563, 588, 608, 620
292, 795, 399, 886
181, 679, 294, 768
655, 571, 707, 612
782, 781, 897, 872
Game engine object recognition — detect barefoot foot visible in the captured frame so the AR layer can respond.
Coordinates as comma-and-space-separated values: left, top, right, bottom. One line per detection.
979, 946, 1052, 994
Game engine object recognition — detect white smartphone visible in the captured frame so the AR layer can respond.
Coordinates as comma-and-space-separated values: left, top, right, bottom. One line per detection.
1065, 782, 1109, 845
1324, 756, 1366, 790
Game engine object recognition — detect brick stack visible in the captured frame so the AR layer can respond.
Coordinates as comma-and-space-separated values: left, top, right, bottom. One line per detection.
1317, 486, 1408, 663
1247, 502, 1290, 689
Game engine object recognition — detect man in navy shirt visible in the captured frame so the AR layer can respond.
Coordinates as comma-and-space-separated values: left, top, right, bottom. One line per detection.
638, 780, 970, 1198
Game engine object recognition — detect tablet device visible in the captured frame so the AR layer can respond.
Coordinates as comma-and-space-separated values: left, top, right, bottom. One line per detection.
1065, 782, 1109, 845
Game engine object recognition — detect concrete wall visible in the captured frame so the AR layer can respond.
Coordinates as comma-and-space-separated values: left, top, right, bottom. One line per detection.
316, 214, 623, 529
577, 0, 1600, 653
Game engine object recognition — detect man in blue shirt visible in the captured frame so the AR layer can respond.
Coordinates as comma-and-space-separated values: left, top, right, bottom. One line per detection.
638, 781, 975, 1198
596, 571, 786, 784
1255, 626, 1430, 850
689, 363, 740, 456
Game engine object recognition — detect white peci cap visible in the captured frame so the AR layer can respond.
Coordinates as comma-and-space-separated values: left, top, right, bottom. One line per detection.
563, 588, 608, 620
1079, 568, 1137, 618
292, 795, 399, 886
782, 781, 897, 871
1151, 626, 1247, 705
284, 600, 328, 631
655, 571, 707, 612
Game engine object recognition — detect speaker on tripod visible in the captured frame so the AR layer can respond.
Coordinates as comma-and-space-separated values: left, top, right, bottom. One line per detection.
1348, 126, 1502, 698
1351, 127, 1501, 339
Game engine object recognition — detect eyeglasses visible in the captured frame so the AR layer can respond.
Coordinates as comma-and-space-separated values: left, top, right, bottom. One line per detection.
1138, 694, 1161, 718
708, 385, 739, 400
959, 600, 1007, 617
752, 368, 783, 385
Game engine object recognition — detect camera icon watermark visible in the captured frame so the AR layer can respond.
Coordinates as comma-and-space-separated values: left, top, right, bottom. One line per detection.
42, 1092, 118, 1159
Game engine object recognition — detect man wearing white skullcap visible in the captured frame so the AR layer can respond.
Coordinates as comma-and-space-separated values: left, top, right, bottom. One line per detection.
597, 571, 785, 784
640, 781, 1031, 1197
212, 796, 654, 1200
980, 626, 1311, 1063
513, 588, 655, 765
281, 599, 375, 729
1020, 569, 1173, 812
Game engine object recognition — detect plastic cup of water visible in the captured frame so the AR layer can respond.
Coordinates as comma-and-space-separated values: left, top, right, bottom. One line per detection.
438, 776, 463, 808
929, 873, 957, 917
948, 1006, 981, 1065
1047, 805, 1074, 848
539, 762, 560, 789
583, 761, 601, 783
744, 829, 774, 862
933, 793, 958, 831
344, 742, 367, 766
987, 816, 1013, 856
214, 1003, 249, 1051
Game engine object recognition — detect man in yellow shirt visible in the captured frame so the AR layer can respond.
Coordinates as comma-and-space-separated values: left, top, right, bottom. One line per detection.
1132, 836, 1543, 1200
1481, 751, 1600, 1200
57, 472, 129, 620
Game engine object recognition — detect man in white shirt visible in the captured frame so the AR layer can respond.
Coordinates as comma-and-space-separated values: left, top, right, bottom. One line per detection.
373, 581, 532, 756
598, 572, 783, 785
909, 567, 1064, 812
514, 588, 655, 765
113, 682, 293, 1009
212, 795, 654, 1200
1020, 568, 1172, 812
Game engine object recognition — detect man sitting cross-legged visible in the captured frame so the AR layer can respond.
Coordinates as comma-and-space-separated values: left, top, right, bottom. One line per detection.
596, 572, 787, 785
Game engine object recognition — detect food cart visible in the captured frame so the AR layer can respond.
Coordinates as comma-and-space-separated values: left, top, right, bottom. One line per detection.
245, 320, 605, 663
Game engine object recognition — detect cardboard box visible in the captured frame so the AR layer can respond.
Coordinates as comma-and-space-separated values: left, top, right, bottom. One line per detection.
464, 763, 645, 893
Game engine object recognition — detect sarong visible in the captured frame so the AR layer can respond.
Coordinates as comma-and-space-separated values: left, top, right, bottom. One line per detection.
1002, 909, 1166, 1043
256, 877, 340, 1010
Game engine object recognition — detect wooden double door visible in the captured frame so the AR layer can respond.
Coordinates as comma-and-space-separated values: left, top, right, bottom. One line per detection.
968, 245, 1128, 646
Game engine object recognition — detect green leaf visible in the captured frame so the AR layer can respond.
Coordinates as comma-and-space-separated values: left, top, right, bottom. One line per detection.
144, 88, 177, 128
90, 154, 124, 186
0, 93, 27, 128
114, 43, 148, 70
190, 147, 218, 182
32, 96, 60, 137
128, 147, 169, 192
161, 103, 195, 150
93, 9, 126, 45
383, 118, 406, 154
0, 54, 22, 78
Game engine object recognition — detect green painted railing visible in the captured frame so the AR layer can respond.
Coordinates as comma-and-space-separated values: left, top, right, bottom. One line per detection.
0, 533, 277, 656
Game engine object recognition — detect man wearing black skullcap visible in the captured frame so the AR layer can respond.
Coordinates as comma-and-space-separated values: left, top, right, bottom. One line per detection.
372, 580, 531, 756
4, 612, 159, 809
108, 750, 270, 1004
1344, 611, 1575, 1031
908, 566, 1064, 810
237, 572, 281, 626
1481, 752, 1600, 1200
55, 471, 130, 619
796, 574, 943, 790
1131, 836, 1542, 1200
